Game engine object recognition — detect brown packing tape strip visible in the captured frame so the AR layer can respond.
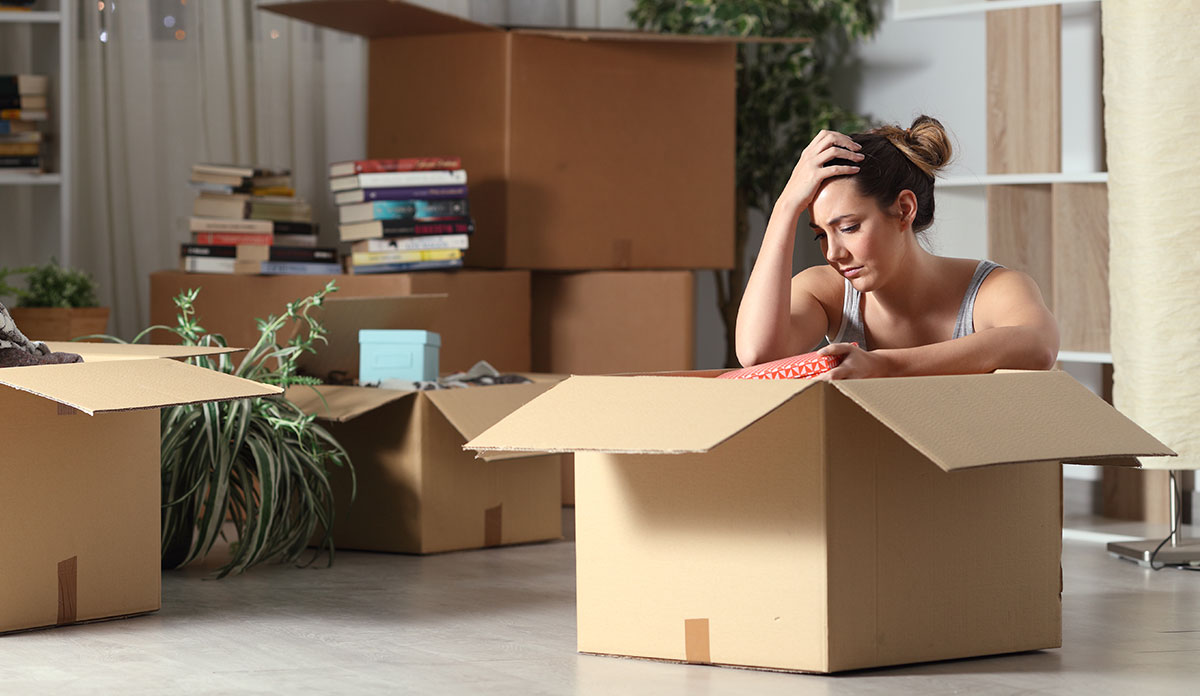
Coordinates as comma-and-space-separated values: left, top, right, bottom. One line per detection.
57, 556, 77, 625
684, 618, 711, 664
484, 504, 502, 547
57, 403, 79, 416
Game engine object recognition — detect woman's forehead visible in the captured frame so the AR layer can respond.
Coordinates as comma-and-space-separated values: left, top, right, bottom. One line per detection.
811, 179, 872, 220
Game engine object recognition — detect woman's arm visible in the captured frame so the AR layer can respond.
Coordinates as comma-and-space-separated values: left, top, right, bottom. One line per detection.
816, 269, 1059, 378
736, 131, 862, 367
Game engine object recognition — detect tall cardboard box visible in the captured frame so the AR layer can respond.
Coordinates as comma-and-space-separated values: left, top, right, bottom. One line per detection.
263, 0, 762, 270
532, 271, 695, 375
0, 343, 280, 634
284, 296, 562, 554
149, 269, 531, 373
467, 371, 1173, 673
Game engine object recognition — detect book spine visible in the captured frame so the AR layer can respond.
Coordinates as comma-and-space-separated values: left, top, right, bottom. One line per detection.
380, 219, 475, 238
193, 232, 274, 246
352, 157, 461, 173
355, 169, 468, 188
352, 248, 463, 266
0, 142, 38, 156
267, 247, 338, 263
182, 243, 238, 259
0, 155, 39, 168
364, 185, 468, 201
183, 256, 237, 274
189, 217, 271, 233
351, 233, 470, 253
374, 199, 469, 221
348, 258, 464, 275
258, 261, 342, 275
0, 109, 47, 121
270, 220, 316, 235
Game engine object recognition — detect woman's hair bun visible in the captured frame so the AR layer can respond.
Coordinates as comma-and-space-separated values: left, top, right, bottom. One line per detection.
872, 115, 952, 179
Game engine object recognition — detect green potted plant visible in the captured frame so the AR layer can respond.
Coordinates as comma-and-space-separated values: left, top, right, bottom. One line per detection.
630, 0, 879, 366
0, 259, 109, 341
104, 281, 354, 577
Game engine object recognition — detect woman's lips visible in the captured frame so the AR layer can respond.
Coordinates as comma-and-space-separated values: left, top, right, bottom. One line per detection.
840, 266, 863, 278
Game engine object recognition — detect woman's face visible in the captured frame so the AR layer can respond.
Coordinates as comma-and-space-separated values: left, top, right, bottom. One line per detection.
808, 178, 909, 292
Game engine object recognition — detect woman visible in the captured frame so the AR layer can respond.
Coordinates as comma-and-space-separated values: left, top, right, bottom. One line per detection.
735, 115, 1058, 379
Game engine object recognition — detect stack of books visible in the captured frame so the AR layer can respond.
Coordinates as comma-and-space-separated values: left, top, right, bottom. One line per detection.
183, 163, 340, 275
0, 74, 48, 174
330, 156, 471, 274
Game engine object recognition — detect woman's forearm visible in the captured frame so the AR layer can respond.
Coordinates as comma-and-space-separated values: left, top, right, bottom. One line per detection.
877, 325, 1059, 377
736, 198, 803, 366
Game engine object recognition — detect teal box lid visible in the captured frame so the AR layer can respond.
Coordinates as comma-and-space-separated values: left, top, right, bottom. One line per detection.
358, 329, 441, 347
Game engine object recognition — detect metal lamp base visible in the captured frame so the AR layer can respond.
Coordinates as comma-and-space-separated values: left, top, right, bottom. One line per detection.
1107, 538, 1200, 568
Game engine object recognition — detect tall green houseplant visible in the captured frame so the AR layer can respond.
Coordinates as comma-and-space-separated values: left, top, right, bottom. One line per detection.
630, 0, 880, 366
109, 282, 352, 577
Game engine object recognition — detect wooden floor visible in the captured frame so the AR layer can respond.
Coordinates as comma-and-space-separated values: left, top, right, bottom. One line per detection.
0, 508, 1197, 694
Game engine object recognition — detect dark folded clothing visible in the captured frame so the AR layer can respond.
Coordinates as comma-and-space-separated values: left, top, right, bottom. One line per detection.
0, 301, 83, 367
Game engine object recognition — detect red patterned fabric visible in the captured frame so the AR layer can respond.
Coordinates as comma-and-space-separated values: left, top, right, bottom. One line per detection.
717, 350, 842, 380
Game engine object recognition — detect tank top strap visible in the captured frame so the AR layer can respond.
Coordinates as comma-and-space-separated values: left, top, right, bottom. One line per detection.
952, 260, 1003, 340
828, 277, 868, 349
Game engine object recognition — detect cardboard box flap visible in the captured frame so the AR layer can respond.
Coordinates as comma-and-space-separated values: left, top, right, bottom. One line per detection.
260, 0, 499, 39
298, 294, 447, 382
425, 381, 560, 461
832, 371, 1175, 472
0, 359, 282, 415
42, 342, 243, 362
285, 383, 417, 422
510, 27, 810, 45
465, 375, 816, 455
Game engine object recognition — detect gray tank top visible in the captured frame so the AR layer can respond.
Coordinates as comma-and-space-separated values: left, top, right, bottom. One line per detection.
826, 260, 1002, 350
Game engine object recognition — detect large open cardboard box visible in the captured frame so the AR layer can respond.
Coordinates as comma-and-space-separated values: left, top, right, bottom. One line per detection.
285, 295, 563, 554
149, 269, 531, 373
0, 343, 280, 634
466, 370, 1173, 673
261, 0, 783, 271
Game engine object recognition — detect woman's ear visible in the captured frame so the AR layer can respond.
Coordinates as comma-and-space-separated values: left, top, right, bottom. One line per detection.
895, 190, 918, 229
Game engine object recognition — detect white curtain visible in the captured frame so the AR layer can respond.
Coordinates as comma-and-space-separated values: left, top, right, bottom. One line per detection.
67, 0, 636, 339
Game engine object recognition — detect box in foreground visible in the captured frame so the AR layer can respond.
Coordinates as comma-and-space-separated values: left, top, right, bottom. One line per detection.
0, 343, 280, 634
466, 371, 1172, 673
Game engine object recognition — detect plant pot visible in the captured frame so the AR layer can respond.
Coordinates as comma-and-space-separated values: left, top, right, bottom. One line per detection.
9, 306, 110, 342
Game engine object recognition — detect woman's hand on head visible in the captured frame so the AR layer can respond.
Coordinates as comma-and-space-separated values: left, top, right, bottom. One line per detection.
814, 342, 892, 381
779, 130, 864, 214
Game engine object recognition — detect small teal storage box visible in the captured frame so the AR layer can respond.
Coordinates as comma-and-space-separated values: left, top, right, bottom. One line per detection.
359, 329, 440, 382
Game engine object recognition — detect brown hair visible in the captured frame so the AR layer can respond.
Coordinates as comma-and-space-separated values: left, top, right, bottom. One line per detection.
825, 115, 952, 233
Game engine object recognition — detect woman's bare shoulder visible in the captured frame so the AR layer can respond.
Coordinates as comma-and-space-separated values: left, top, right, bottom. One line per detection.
791, 264, 843, 298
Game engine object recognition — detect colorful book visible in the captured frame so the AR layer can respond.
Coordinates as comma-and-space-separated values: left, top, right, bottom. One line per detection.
0, 75, 48, 96
181, 243, 337, 264
192, 232, 274, 246
329, 169, 467, 192
334, 185, 468, 205
338, 198, 469, 224
328, 156, 462, 178
350, 234, 470, 253
0, 94, 47, 110
347, 257, 464, 275
351, 248, 463, 266
0, 120, 40, 134
189, 216, 315, 236
0, 109, 47, 121
338, 217, 475, 242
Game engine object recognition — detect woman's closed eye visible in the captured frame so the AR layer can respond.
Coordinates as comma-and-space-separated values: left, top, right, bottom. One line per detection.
839, 223, 860, 233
